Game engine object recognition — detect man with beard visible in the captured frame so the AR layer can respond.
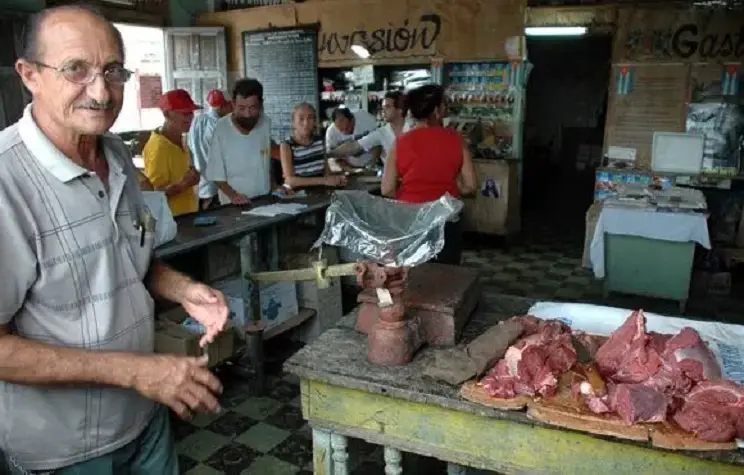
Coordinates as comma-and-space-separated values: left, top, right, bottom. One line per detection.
205, 78, 274, 205
0, 4, 228, 474
327, 91, 410, 165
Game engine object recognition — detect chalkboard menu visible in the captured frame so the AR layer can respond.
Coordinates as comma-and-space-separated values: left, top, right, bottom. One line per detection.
243, 28, 319, 142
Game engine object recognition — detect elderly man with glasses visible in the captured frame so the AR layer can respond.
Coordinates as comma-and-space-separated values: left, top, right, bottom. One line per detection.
0, 5, 229, 475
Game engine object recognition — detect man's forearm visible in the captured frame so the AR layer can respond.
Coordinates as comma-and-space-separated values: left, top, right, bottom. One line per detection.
328, 142, 363, 158
216, 181, 240, 199
180, 168, 200, 188
146, 260, 193, 304
0, 333, 139, 387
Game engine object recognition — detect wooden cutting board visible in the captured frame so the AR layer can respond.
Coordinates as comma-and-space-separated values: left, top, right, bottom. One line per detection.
461, 374, 738, 450
526, 377, 649, 442
459, 380, 530, 410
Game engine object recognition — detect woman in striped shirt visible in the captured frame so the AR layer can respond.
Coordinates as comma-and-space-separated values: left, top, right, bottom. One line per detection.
280, 103, 347, 190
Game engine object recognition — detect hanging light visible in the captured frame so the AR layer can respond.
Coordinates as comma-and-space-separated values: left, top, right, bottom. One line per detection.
351, 44, 371, 59
525, 26, 588, 37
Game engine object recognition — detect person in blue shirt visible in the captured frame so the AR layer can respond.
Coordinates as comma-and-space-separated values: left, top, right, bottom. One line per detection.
186, 89, 232, 210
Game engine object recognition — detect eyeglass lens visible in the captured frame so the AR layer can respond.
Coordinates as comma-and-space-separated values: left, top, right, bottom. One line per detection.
64, 63, 131, 85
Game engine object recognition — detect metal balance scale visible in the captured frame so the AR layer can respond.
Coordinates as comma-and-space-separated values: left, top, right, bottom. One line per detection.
241, 191, 480, 383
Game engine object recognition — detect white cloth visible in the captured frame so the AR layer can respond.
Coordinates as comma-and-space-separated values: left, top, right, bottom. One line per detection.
187, 109, 220, 199
589, 207, 711, 278
142, 191, 177, 247
205, 114, 272, 204
325, 109, 378, 167
358, 119, 414, 163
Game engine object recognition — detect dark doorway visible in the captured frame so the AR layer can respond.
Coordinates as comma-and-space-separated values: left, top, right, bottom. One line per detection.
522, 35, 613, 222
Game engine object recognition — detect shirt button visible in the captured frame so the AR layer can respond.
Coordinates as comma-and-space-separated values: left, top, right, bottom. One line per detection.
98, 190, 105, 198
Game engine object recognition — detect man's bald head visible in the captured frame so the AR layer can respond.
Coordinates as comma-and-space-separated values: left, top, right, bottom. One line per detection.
22, 4, 124, 63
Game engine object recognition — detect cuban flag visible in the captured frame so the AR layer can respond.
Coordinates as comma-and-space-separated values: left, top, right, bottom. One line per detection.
721, 65, 739, 97
616, 66, 634, 96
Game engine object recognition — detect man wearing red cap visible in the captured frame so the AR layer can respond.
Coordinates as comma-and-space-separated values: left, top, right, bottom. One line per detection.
186, 89, 232, 210
143, 89, 200, 216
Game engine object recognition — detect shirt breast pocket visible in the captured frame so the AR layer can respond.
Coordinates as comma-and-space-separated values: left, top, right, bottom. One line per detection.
120, 209, 155, 280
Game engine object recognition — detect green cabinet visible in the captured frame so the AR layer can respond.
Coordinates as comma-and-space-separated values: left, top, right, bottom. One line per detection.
603, 234, 695, 312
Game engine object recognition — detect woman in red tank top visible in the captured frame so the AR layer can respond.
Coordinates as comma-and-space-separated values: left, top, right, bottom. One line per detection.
382, 84, 476, 265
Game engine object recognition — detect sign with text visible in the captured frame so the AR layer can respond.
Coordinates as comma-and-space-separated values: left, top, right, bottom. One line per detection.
614, 8, 744, 62
138, 75, 163, 109
304, 0, 524, 64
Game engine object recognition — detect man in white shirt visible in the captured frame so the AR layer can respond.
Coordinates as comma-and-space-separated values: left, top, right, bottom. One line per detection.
327, 91, 411, 165
187, 89, 232, 210
324, 106, 379, 168
205, 79, 274, 205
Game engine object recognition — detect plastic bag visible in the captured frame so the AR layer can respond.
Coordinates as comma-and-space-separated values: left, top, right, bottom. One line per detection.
313, 190, 463, 267
142, 191, 177, 248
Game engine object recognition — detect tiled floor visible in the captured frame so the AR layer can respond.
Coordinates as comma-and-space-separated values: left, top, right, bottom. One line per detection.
177, 202, 744, 474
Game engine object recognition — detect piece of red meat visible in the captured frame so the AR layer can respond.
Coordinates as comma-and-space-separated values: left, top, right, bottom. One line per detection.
508, 315, 542, 336
673, 379, 744, 442
611, 383, 668, 425
481, 319, 576, 398
686, 379, 744, 407
573, 331, 608, 359
594, 310, 662, 384
663, 328, 721, 383
673, 403, 739, 442
648, 332, 672, 355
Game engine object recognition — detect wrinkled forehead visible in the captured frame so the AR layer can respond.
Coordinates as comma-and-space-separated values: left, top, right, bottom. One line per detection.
37, 12, 122, 66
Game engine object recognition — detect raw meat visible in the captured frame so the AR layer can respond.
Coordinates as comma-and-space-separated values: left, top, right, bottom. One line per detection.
686, 379, 744, 407
672, 403, 739, 442
663, 328, 721, 383
612, 384, 668, 425
572, 332, 608, 359
594, 310, 663, 384
674, 381, 744, 442
480, 319, 576, 398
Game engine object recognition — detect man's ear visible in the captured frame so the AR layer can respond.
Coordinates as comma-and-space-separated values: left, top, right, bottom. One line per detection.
15, 59, 40, 95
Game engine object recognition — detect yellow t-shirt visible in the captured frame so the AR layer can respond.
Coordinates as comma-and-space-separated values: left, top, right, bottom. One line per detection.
143, 131, 197, 216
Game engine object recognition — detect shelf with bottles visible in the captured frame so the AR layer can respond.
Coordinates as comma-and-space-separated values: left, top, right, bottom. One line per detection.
444, 61, 527, 123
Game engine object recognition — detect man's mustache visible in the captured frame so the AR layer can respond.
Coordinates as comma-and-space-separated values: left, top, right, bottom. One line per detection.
76, 101, 114, 110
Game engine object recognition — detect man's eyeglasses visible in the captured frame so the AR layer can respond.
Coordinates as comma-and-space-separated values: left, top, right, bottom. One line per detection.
32, 60, 132, 86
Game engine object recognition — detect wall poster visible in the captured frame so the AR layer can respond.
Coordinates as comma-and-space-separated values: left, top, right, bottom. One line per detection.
686, 103, 744, 176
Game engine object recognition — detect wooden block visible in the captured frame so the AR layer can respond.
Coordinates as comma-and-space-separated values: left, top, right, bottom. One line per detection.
459, 380, 529, 411
527, 401, 650, 442
650, 422, 737, 452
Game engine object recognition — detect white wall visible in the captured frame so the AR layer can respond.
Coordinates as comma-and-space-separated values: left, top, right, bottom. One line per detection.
111, 23, 166, 133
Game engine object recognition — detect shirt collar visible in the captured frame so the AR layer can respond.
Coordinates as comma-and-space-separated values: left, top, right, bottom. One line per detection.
18, 104, 88, 183
18, 104, 124, 183
207, 109, 220, 120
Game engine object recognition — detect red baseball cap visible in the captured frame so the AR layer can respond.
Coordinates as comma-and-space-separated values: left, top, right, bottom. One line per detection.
207, 89, 230, 108
158, 89, 201, 112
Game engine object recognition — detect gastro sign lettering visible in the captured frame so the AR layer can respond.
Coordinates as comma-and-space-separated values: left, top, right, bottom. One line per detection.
671, 24, 744, 60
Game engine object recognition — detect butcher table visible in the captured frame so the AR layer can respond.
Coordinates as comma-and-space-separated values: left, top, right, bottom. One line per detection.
284, 293, 744, 475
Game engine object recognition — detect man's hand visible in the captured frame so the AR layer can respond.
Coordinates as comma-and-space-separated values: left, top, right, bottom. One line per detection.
163, 182, 184, 197
132, 354, 222, 419
324, 175, 348, 187
230, 193, 251, 205
181, 282, 229, 347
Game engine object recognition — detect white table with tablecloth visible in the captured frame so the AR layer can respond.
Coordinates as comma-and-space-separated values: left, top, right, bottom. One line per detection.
589, 206, 711, 311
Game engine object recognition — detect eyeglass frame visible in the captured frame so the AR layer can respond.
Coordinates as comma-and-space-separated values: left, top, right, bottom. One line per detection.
30, 60, 133, 86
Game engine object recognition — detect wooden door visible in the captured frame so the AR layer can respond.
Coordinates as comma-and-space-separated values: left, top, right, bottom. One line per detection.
163, 27, 228, 107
